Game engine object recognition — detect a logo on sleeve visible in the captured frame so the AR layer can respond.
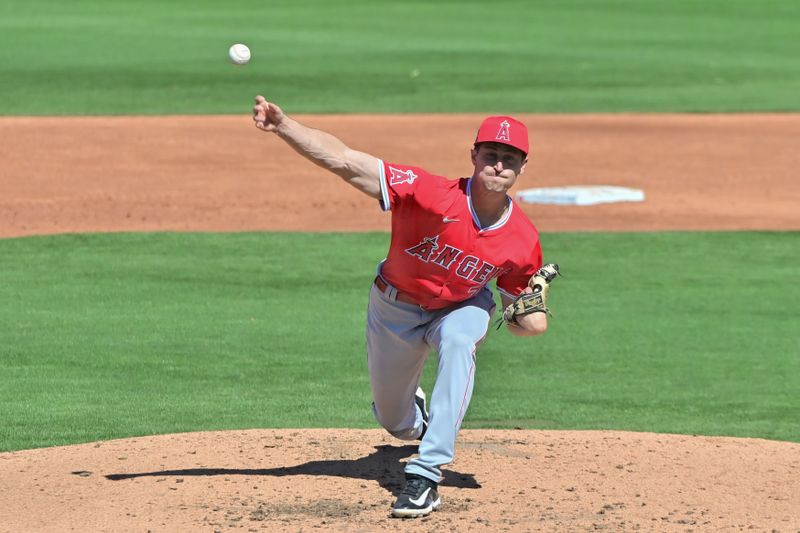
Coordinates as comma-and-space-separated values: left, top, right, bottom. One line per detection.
389, 166, 418, 186
496, 120, 511, 142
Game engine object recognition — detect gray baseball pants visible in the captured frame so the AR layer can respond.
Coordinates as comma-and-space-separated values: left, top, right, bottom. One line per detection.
366, 278, 496, 482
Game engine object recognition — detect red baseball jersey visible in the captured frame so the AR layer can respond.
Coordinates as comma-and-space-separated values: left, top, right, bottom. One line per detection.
377, 161, 543, 310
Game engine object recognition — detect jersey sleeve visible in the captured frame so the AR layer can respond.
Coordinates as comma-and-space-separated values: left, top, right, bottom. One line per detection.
378, 160, 433, 212
495, 240, 543, 300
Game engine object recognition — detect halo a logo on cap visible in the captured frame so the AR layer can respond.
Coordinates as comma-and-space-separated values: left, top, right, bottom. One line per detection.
475, 115, 529, 155
496, 120, 511, 142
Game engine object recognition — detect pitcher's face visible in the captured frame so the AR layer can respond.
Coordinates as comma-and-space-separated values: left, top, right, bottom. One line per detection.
471, 142, 527, 193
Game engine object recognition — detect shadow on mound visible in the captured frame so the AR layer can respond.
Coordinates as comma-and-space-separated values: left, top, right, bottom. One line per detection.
104, 444, 480, 494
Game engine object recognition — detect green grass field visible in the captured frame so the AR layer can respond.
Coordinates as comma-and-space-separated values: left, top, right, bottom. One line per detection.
1, 0, 799, 114
2, 232, 798, 452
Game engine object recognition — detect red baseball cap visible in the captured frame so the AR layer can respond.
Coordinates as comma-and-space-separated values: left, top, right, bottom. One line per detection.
474, 115, 529, 156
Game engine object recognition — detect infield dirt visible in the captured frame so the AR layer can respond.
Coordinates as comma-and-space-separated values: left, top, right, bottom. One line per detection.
1, 115, 799, 532
2, 114, 799, 237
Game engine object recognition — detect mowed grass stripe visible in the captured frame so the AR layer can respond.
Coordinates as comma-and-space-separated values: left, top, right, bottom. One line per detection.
1, 231, 798, 451
1, 0, 799, 114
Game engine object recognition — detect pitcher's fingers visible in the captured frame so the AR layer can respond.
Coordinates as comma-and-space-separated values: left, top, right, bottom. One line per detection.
266, 101, 283, 117
252, 103, 266, 121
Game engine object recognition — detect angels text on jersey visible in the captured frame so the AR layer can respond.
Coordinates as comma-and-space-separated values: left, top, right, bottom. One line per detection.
404, 234, 508, 287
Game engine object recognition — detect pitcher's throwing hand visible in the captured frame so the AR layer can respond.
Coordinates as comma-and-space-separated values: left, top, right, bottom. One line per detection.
253, 96, 285, 132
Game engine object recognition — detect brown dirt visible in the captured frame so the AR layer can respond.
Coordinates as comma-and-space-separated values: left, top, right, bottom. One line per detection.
1, 115, 799, 532
1, 114, 799, 237
1, 430, 798, 532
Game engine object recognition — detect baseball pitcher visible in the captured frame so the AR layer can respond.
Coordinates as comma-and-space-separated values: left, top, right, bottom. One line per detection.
252, 96, 559, 518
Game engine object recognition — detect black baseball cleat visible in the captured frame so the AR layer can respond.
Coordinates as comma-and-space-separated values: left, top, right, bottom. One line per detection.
414, 387, 429, 440
391, 474, 441, 518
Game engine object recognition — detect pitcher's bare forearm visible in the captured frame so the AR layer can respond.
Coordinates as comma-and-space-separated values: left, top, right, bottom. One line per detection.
506, 313, 548, 337
253, 96, 381, 198
265, 114, 381, 199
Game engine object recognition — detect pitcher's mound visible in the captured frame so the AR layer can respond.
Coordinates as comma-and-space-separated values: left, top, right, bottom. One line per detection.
1, 429, 798, 532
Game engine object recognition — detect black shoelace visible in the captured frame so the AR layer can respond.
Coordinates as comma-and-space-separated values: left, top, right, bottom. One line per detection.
401, 477, 429, 497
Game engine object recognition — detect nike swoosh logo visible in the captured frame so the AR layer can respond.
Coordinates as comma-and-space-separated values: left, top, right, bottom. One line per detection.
409, 488, 431, 506
442, 216, 460, 223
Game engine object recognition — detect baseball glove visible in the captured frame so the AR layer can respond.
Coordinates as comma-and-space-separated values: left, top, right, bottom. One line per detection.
498, 263, 560, 329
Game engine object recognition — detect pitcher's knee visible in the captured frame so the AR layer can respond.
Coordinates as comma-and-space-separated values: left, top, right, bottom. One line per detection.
439, 333, 476, 358
377, 416, 418, 441
372, 403, 417, 440
387, 426, 420, 440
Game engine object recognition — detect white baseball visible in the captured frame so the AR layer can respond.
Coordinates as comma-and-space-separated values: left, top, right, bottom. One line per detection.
228, 43, 251, 65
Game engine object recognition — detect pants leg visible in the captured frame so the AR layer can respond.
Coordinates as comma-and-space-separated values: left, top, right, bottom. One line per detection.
405, 288, 495, 481
366, 284, 431, 440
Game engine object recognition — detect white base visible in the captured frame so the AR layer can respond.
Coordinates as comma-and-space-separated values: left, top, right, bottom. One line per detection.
516, 186, 645, 206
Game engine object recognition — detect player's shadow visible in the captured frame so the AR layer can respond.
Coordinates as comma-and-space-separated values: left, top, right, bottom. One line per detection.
104, 444, 480, 493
